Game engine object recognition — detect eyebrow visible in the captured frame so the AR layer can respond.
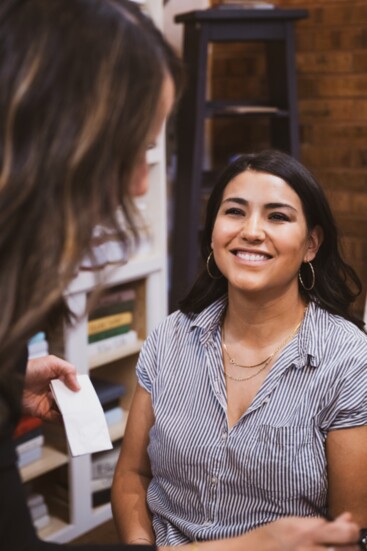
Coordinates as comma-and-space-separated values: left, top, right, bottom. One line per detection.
222, 197, 298, 212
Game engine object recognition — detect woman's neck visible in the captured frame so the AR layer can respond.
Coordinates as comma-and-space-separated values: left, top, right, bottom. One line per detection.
224, 288, 308, 347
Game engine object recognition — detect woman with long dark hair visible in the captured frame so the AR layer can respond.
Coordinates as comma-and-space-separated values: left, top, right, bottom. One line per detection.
113, 149, 366, 548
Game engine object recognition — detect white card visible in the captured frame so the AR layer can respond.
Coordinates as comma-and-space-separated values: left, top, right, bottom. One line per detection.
50, 375, 113, 457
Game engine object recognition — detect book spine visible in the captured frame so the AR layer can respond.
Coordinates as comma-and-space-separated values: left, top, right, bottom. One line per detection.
96, 288, 136, 308
33, 515, 50, 530
88, 324, 131, 344
14, 425, 43, 446
104, 406, 124, 426
17, 446, 43, 468
89, 299, 135, 321
92, 449, 120, 479
88, 311, 133, 336
16, 434, 44, 455
14, 416, 43, 439
87, 329, 138, 357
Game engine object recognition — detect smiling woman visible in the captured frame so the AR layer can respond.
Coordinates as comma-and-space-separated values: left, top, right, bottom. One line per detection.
112, 148, 367, 547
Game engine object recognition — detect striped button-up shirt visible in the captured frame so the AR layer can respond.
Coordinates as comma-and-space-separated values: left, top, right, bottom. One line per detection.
136, 298, 367, 546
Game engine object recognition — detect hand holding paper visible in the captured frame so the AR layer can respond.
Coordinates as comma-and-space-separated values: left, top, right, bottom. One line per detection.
50, 375, 113, 456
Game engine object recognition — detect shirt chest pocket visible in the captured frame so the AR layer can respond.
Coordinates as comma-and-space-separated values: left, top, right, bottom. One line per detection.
242, 425, 325, 500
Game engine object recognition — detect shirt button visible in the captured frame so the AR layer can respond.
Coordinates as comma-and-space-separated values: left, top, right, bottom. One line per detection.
211, 476, 218, 484
221, 431, 227, 441
203, 520, 212, 526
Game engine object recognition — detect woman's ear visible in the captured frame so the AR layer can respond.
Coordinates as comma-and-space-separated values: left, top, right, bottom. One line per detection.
304, 225, 324, 263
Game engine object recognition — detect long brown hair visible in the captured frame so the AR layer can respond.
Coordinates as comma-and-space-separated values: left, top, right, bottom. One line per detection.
0, 0, 182, 368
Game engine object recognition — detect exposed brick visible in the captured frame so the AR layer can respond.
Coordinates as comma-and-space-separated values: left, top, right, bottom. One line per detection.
299, 99, 367, 121
297, 52, 354, 73
210, 0, 367, 306
353, 52, 367, 72
312, 75, 367, 98
300, 123, 367, 146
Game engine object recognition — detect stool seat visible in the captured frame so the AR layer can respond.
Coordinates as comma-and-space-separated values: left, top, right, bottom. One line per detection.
170, 7, 308, 311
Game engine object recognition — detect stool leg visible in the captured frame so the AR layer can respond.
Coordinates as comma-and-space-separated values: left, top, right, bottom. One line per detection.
266, 22, 300, 159
170, 24, 209, 311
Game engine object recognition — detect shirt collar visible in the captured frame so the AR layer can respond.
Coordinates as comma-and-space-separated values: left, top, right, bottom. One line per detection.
189, 295, 227, 345
189, 297, 328, 369
293, 300, 325, 369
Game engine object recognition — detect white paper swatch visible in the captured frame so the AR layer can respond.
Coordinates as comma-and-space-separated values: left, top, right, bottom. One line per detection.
50, 375, 113, 456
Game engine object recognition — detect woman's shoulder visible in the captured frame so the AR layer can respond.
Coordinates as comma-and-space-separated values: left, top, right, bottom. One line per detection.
155, 297, 226, 333
311, 302, 367, 353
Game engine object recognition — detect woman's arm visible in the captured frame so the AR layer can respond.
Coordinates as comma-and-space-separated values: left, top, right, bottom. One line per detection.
111, 384, 155, 545
169, 514, 358, 551
327, 425, 367, 526
160, 513, 359, 551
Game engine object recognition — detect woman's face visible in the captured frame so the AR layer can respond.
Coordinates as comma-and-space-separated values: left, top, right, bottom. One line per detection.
128, 74, 175, 197
211, 169, 322, 299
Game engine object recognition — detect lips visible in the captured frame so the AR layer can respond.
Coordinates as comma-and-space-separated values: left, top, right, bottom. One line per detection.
232, 250, 272, 261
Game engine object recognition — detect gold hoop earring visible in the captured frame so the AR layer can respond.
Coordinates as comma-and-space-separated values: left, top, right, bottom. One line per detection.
299, 261, 315, 291
206, 251, 222, 280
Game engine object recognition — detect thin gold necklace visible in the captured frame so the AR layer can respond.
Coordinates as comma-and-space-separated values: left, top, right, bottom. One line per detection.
222, 307, 307, 382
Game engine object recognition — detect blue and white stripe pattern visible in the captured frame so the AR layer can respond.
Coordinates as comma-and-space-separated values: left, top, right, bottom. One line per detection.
136, 298, 367, 546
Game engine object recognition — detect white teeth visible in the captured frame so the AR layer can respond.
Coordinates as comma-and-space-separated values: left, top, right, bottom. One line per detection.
236, 252, 268, 261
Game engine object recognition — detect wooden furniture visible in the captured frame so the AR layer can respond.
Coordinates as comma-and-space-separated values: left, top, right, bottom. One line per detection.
170, 7, 308, 311
20, 1, 167, 542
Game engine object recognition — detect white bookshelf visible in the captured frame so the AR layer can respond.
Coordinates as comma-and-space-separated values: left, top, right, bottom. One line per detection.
20, 1, 167, 542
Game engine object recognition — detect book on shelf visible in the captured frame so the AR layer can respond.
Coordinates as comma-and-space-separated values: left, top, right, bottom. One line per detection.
17, 445, 43, 468
14, 416, 44, 466
27, 493, 50, 530
88, 286, 136, 344
29, 500, 49, 522
88, 311, 133, 336
90, 377, 126, 407
34, 514, 51, 530
88, 323, 133, 344
28, 332, 49, 359
104, 405, 125, 427
89, 288, 136, 319
92, 445, 120, 479
16, 433, 44, 455
14, 416, 43, 439
87, 329, 138, 359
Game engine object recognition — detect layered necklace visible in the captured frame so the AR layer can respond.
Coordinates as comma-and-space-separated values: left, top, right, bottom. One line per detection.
222, 306, 308, 382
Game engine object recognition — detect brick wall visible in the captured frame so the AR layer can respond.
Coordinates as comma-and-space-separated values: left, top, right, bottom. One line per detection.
209, 0, 367, 318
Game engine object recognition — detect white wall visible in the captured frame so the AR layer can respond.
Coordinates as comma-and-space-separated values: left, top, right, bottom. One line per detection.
164, 0, 210, 55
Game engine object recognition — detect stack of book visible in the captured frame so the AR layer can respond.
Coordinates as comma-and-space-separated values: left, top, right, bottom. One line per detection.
14, 416, 44, 468
91, 444, 121, 507
91, 376, 126, 428
28, 332, 49, 359
87, 287, 138, 359
27, 493, 50, 530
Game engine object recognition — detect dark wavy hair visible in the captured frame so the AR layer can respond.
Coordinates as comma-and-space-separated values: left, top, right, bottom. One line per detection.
0, 0, 183, 367
180, 149, 364, 330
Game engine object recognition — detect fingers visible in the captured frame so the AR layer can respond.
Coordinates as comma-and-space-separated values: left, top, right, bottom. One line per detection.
45, 355, 81, 391
311, 515, 360, 547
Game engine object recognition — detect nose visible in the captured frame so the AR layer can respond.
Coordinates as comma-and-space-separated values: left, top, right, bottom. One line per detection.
239, 214, 265, 242
129, 156, 148, 197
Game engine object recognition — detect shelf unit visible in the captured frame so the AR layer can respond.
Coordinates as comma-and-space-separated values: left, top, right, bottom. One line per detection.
20, 0, 167, 542
169, 7, 308, 310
